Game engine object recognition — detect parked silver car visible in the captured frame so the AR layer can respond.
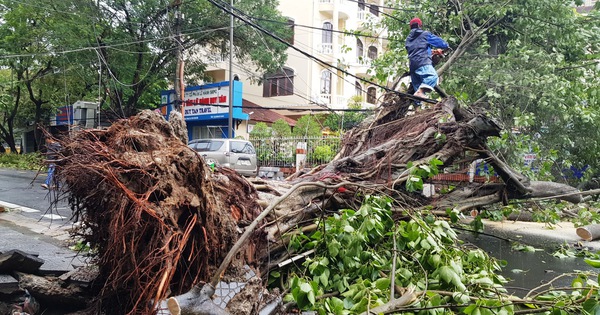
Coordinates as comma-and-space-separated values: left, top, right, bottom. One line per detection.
188, 139, 258, 177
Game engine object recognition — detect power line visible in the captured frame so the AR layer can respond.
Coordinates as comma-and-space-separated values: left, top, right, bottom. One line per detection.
162, 99, 375, 112
345, 0, 418, 13
226, 1, 389, 107
0, 26, 231, 59
252, 17, 389, 41
344, 0, 416, 24
207, 0, 436, 104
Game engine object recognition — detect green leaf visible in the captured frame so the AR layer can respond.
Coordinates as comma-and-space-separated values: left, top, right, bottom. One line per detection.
320, 269, 330, 287
374, 278, 391, 290
439, 266, 456, 284
307, 290, 316, 305
300, 282, 312, 293
584, 258, 600, 268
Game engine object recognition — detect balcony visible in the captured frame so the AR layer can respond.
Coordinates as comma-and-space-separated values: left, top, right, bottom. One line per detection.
351, 55, 372, 76
357, 10, 380, 23
318, 0, 334, 16
318, 94, 361, 109
317, 43, 334, 55
318, 0, 351, 19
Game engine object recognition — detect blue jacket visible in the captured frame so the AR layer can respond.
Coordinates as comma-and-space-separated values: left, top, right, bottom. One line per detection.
405, 29, 449, 72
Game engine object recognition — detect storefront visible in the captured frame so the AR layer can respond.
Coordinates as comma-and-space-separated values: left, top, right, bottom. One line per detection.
160, 81, 249, 140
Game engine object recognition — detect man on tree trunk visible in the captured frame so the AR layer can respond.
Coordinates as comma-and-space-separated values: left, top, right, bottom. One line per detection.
405, 17, 449, 100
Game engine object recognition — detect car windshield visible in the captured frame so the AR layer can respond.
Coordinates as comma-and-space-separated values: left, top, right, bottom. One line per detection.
193, 140, 224, 152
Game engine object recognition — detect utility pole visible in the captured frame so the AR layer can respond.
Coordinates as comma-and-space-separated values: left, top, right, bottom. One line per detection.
174, 0, 185, 115
227, 0, 234, 138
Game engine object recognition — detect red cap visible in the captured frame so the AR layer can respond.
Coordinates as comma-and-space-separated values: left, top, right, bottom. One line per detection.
409, 17, 422, 28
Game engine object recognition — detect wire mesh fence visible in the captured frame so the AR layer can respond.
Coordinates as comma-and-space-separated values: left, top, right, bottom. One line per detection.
249, 136, 342, 175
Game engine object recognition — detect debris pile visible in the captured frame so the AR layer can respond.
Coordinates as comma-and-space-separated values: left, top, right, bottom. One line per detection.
41, 94, 584, 314
0, 249, 94, 315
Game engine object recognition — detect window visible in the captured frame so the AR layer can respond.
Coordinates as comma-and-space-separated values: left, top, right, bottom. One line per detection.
356, 39, 364, 60
286, 18, 295, 45
368, 46, 378, 59
263, 67, 294, 97
230, 141, 256, 154
193, 140, 224, 152
355, 81, 363, 96
322, 22, 333, 44
367, 87, 377, 104
192, 126, 223, 139
321, 70, 332, 94
369, 3, 379, 16
357, 0, 365, 10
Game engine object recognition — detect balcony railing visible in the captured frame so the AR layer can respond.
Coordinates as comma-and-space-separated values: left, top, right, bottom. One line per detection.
317, 43, 333, 55
357, 10, 379, 22
318, 94, 363, 109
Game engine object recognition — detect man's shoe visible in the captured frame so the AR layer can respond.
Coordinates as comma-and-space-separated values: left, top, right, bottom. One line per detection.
41, 184, 49, 189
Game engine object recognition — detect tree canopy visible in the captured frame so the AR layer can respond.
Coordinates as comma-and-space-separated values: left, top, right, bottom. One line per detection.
0, 0, 290, 151
376, 0, 600, 181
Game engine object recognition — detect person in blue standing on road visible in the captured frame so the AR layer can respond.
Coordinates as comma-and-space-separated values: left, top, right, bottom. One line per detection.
405, 17, 449, 99
41, 137, 61, 190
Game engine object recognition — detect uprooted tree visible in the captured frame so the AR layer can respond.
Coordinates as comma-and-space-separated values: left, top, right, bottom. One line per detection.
53, 92, 584, 314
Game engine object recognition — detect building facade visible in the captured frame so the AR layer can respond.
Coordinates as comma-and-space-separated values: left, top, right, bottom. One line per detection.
204, 0, 388, 122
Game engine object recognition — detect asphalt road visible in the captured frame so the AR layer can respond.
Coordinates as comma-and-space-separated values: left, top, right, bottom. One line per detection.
0, 167, 73, 223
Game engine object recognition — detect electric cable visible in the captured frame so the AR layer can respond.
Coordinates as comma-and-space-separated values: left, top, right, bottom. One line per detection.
208, 0, 436, 104
161, 99, 374, 112
224, 0, 384, 103
251, 17, 389, 41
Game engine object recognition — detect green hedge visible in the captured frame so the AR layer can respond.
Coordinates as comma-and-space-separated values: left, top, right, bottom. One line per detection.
0, 153, 45, 170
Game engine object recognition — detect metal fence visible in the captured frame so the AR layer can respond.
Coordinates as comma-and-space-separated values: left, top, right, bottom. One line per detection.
249, 136, 342, 175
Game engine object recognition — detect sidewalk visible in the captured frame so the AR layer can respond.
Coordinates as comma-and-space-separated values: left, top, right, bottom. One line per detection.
464, 218, 600, 251
0, 202, 85, 276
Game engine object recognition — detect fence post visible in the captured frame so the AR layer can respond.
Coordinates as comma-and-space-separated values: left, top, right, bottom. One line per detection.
296, 141, 307, 171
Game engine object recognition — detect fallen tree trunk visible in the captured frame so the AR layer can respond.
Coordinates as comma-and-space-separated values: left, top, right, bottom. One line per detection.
54, 93, 582, 314
577, 224, 600, 241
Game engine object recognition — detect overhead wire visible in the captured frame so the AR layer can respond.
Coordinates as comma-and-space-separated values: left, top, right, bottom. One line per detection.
236, 14, 333, 112
252, 17, 389, 41
205, 0, 436, 104
239, 13, 391, 101
344, 0, 415, 23
224, 0, 374, 100
0, 26, 232, 59
345, 0, 418, 13
162, 99, 374, 112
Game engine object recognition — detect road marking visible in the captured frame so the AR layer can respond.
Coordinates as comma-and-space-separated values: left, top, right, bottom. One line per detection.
0, 200, 40, 213
41, 214, 67, 220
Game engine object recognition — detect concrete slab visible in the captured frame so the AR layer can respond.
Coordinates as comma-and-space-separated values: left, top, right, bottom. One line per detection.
0, 250, 44, 274
0, 222, 78, 276
0, 274, 20, 295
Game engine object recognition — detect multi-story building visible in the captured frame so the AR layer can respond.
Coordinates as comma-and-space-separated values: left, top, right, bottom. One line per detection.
576, 0, 597, 13
202, 0, 388, 138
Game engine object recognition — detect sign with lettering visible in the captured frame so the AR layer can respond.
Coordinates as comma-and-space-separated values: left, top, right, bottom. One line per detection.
160, 81, 245, 122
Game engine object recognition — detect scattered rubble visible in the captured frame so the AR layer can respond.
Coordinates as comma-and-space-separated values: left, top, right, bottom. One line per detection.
0, 248, 96, 315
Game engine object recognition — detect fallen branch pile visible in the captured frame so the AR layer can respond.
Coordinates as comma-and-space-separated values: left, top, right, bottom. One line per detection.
52, 93, 585, 314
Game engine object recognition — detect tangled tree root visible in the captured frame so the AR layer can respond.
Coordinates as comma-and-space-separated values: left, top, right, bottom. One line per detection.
56, 110, 262, 314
